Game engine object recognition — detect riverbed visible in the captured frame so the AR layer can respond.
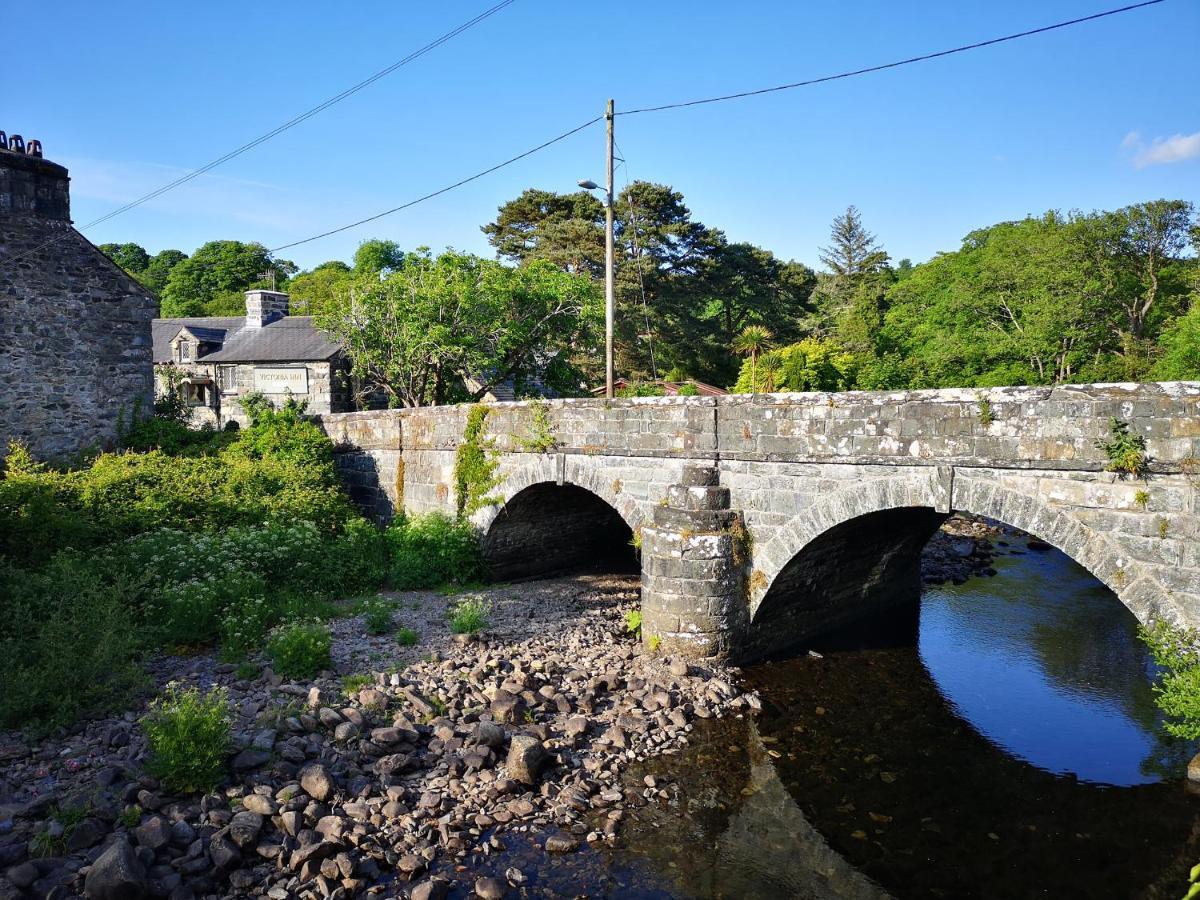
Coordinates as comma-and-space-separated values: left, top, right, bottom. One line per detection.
460, 532, 1200, 899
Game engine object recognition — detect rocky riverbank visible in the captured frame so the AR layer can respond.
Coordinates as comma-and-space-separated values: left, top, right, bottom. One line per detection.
0, 516, 1015, 900
0, 576, 757, 900
920, 514, 1002, 586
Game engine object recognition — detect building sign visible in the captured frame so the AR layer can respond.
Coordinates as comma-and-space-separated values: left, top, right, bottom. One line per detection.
253, 367, 308, 394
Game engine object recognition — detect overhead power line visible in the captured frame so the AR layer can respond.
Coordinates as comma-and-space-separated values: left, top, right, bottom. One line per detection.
5, 1, 516, 266
618, 0, 1165, 116
268, 116, 602, 252
83, 0, 517, 232
256, 0, 1164, 256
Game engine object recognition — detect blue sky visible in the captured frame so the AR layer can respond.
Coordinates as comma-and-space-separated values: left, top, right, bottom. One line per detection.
7, 0, 1198, 271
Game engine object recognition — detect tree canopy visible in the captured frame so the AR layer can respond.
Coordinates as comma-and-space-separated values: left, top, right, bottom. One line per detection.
101, 186, 1198, 398
315, 250, 600, 407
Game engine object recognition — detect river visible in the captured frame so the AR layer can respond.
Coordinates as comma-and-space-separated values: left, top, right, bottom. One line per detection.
452, 532, 1200, 898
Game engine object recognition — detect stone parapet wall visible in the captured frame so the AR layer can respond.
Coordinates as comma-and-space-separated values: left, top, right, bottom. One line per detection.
316, 411, 403, 522
316, 384, 1200, 656
401, 397, 718, 458
713, 382, 1200, 471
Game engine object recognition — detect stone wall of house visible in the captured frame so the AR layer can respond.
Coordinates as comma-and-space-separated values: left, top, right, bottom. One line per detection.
156, 359, 352, 429
0, 143, 156, 461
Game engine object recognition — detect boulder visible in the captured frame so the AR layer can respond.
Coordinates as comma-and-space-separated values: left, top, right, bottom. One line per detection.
505, 736, 548, 786
228, 811, 264, 849
84, 838, 148, 900
299, 763, 336, 802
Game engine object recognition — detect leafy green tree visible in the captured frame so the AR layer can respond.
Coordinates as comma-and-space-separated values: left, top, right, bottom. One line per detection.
1152, 302, 1200, 380
159, 241, 296, 317
138, 249, 188, 295
733, 337, 856, 393
287, 261, 354, 315
1112, 200, 1194, 340
482, 182, 814, 387
883, 213, 1118, 387
316, 251, 600, 407
353, 239, 405, 275
98, 242, 150, 274
483, 189, 604, 273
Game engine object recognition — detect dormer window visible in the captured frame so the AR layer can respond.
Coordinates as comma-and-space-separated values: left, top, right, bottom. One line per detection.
178, 340, 192, 363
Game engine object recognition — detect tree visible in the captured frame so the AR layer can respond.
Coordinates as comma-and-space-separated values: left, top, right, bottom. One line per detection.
732, 337, 856, 393
316, 251, 600, 407
1112, 200, 1194, 339
138, 249, 188, 295
159, 241, 296, 317
353, 239, 405, 276
482, 189, 604, 272
882, 213, 1118, 387
819, 205, 889, 277
732, 325, 773, 391
287, 261, 354, 315
98, 242, 150, 274
809, 206, 892, 335
1152, 303, 1200, 380
482, 181, 813, 387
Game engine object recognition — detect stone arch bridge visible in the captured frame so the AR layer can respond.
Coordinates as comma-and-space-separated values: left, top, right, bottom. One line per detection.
319, 383, 1200, 663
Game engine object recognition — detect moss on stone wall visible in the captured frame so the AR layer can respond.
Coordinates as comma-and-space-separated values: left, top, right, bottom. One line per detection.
454, 406, 502, 518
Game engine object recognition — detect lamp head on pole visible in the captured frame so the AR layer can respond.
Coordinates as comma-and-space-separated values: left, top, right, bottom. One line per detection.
577, 179, 598, 190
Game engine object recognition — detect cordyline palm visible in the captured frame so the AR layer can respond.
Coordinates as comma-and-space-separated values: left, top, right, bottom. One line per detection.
733, 325, 773, 392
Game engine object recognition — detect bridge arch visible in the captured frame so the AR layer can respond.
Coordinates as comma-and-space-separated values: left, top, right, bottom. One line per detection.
474, 458, 642, 581
747, 470, 1181, 660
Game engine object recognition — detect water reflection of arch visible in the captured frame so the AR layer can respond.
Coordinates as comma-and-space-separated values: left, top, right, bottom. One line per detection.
748, 469, 1181, 661
643, 717, 892, 899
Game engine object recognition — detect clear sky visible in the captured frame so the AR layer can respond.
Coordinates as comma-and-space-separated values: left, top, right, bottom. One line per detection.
6, 0, 1198, 271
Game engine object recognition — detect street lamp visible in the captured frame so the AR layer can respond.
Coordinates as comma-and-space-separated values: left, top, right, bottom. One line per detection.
577, 99, 615, 399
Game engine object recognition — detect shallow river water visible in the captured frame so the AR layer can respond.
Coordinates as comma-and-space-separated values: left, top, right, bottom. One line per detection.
448, 537, 1200, 899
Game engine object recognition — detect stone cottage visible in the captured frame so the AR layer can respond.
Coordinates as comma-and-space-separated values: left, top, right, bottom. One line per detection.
0, 133, 157, 460
153, 290, 356, 427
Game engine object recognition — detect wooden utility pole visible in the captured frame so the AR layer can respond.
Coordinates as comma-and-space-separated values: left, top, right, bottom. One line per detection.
604, 98, 615, 399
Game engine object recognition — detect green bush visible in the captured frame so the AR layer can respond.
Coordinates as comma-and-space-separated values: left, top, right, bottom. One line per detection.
449, 596, 489, 635
616, 381, 666, 397
396, 627, 419, 647
1141, 620, 1200, 739
155, 570, 269, 648
121, 416, 231, 457
0, 404, 359, 568
361, 596, 394, 635
386, 512, 482, 590
0, 556, 148, 733
267, 621, 332, 679
624, 609, 643, 638
143, 685, 231, 793
1096, 418, 1150, 480
218, 594, 276, 661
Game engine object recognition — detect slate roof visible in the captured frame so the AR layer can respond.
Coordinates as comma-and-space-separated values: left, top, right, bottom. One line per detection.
153, 316, 340, 364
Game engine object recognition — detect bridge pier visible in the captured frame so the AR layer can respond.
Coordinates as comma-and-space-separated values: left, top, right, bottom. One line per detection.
641, 465, 748, 660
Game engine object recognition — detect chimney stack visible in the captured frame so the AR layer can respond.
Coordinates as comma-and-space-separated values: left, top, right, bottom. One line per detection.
0, 132, 70, 221
245, 289, 289, 328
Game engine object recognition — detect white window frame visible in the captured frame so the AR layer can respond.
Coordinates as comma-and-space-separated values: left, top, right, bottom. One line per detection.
218, 365, 238, 394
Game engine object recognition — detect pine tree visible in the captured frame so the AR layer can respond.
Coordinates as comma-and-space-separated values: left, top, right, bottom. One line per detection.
819, 206, 889, 277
